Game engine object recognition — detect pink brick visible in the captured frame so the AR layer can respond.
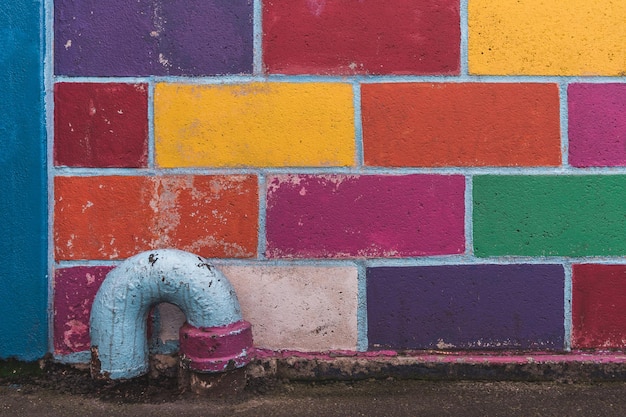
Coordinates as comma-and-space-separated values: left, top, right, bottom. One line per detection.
266, 175, 465, 258
54, 266, 113, 354
568, 84, 626, 167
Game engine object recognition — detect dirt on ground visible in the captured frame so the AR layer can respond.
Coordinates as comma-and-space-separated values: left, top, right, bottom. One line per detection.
3, 357, 626, 417
0, 356, 284, 404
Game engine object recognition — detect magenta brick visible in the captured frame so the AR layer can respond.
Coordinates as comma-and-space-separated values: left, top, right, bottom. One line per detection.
54, 266, 113, 355
54, 83, 148, 167
568, 84, 626, 167
263, 0, 460, 75
266, 175, 465, 258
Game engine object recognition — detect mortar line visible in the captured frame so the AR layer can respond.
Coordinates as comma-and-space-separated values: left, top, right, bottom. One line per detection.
357, 261, 368, 352
147, 79, 156, 169
55, 259, 366, 268
44, 0, 55, 355
353, 82, 364, 167
460, 0, 469, 76
55, 76, 152, 84
52, 166, 626, 177
253, 0, 263, 75
257, 174, 267, 259
364, 256, 626, 267
54, 351, 91, 364
54, 261, 122, 269
53, 74, 626, 85
464, 175, 473, 256
563, 262, 573, 351
559, 83, 570, 168
55, 256, 626, 269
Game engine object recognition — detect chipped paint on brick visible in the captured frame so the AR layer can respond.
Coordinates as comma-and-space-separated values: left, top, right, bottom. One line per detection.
54, 176, 258, 260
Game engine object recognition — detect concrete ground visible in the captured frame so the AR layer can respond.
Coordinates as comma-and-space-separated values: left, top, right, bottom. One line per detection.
2, 379, 626, 417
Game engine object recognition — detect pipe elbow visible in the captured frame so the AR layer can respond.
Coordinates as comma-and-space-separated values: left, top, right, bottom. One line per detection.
89, 249, 252, 379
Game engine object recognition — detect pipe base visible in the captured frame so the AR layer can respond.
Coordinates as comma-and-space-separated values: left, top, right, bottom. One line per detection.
179, 320, 254, 372
178, 363, 247, 396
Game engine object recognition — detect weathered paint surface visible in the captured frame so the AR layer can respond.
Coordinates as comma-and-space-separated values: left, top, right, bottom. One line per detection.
55, 265, 359, 354
362, 83, 561, 167
54, 175, 258, 260
154, 83, 355, 168
54, 267, 114, 355
572, 264, 626, 349
473, 176, 626, 257
367, 265, 564, 350
45, 0, 626, 364
90, 249, 247, 379
263, 0, 460, 75
568, 84, 626, 167
54, 83, 148, 167
55, 0, 253, 76
0, 0, 48, 360
266, 175, 465, 258
469, 0, 626, 75
222, 265, 359, 351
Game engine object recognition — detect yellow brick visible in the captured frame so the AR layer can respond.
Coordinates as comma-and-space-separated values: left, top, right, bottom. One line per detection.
469, 0, 626, 75
154, 83, 355, 168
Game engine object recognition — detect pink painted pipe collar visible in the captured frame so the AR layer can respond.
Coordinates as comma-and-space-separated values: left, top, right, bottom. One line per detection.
179, 320, 254, 373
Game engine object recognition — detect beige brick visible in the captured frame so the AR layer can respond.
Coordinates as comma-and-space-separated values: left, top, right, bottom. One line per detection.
222, 265, 359, 351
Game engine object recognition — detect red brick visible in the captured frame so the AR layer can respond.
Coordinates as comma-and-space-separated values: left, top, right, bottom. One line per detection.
54, 175, 258, 260
572, 264, 626, 349
54, 83, 148, 167
263, 0, 459, 75
362, 83, 561, 167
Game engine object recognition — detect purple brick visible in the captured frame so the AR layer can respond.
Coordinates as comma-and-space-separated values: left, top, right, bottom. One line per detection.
55, 0, 253, 76
266, 175, 465, 258
569, 84, 626, 167
367, 265, 564, 350
54, 266, 113, 355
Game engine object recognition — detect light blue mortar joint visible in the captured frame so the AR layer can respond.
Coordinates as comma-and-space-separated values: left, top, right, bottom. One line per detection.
90, 248, 244, 379
460, 0, 469, 76
353, 82, 364, 167
357, 262, 368, 352
559, 83, 570, 167
563, 263, 573, 352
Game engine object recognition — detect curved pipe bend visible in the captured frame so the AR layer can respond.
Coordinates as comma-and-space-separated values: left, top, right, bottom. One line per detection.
90, 249, 251, 379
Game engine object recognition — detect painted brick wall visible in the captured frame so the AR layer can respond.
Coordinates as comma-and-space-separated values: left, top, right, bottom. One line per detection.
51, 0, 626, 361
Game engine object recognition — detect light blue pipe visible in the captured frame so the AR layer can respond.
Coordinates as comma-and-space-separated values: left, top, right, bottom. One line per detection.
90, 249, 243, 379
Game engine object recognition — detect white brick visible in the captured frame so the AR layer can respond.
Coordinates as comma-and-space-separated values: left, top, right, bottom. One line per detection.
222, 265, 358, 351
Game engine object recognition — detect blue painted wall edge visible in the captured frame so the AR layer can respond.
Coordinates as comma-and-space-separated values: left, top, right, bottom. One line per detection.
0, 0, 48, 360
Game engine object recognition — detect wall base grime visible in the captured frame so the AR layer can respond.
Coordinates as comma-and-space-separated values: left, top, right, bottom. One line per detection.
149, 351, 626, 384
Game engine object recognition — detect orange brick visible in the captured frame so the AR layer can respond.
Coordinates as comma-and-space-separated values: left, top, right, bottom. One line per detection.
361, 83, 561, 167
54, 176, 258, 260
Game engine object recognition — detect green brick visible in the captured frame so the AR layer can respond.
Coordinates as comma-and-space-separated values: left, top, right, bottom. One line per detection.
473, 176, 626, 257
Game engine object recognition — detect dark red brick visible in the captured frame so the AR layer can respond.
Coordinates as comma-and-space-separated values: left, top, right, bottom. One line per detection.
572, 264, 626, 349
54, 83, 148, 167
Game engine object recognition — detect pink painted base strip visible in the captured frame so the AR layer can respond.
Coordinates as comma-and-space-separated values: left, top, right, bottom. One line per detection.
253, 348, 626, 364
